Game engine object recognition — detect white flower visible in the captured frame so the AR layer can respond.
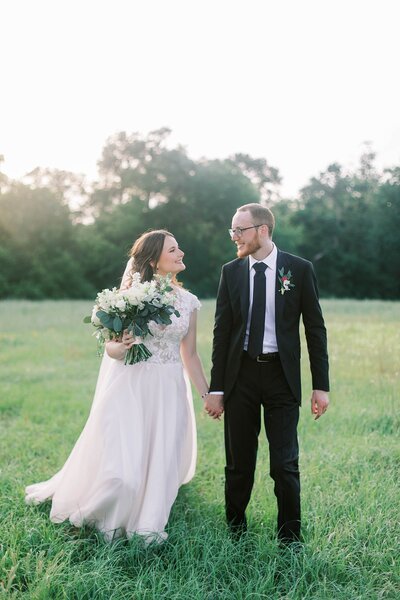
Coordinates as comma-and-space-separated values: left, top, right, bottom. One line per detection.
96, 287, 119, 310
91, 305, 101, 326
115, 299, 126, 311
283, 280, 290, 291
123, 285, 147, 306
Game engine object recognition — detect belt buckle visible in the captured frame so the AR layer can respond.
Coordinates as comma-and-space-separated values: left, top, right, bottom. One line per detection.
256, 353, 278, 363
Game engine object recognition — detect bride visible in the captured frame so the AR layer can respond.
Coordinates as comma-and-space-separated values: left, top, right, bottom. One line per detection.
25, 229, 222, 542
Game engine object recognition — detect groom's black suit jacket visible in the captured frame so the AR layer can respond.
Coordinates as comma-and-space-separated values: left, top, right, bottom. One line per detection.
210, 249, 329, 404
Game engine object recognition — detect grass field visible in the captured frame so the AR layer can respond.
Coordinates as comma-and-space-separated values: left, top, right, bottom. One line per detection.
0, 299, 399, 599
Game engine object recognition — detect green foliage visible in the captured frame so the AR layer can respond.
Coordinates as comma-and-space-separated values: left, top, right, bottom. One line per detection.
0, 184, 93, 299
1, 135, 399, 299
0, 299, 399, 598
285, 155, 400, 298
142, 159, 260, 296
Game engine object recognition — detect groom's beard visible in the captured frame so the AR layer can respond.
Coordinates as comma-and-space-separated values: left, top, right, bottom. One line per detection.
236, 238, 262, 258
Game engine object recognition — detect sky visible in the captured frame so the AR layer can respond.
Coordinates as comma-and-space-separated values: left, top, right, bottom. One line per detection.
1, 0, 399, 198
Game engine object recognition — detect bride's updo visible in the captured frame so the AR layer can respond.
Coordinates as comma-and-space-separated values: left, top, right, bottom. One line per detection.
128, 229, 175, 283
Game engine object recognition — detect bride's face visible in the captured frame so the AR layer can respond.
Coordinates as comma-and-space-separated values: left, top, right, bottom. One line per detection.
156, 236, 185, 276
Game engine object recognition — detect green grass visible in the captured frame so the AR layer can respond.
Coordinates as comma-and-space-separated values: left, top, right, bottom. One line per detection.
0, 299, 399, 599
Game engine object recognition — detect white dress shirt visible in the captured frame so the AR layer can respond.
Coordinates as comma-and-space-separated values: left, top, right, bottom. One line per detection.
209, 244, 279, 395
244, 243, 279, 353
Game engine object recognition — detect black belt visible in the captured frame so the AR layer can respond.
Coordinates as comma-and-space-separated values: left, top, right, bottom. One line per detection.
244, 351, 280, 363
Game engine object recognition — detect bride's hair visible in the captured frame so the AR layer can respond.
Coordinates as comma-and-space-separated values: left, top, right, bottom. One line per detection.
128, 229, 178, 284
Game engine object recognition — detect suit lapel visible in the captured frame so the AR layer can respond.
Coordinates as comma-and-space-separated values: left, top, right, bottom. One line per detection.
275, 249, 288, 325
237, 257, 250, 321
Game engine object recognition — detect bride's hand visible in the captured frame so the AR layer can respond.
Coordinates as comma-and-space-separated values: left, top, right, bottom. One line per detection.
121, 331, 135, 349
204, 393, 224, 420
105, 331, 135, 360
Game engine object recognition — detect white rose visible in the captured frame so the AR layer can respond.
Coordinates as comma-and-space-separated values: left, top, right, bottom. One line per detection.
124, 283, 147, 305
91, 305, 101, 326
123, 289, 139, 306
115, 299, 126, 311
148, 280, 157, 294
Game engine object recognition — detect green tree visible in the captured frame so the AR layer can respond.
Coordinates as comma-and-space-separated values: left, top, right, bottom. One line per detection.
139, 159, 261, 296
1, 131, 397, 300
371, 168, 400, 298
229, 153, 281, 202
84, 130, 282, 296
89, 128, 196, 215
0, 184, 93, 298
271, 198, 304, 255
75, 196, 147, 291
23, 167, 89, 222
297, 152, 399, 298
84, 158, 261, 296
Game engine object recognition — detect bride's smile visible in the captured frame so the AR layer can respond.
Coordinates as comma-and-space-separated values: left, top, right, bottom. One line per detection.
155, 236, 186, 276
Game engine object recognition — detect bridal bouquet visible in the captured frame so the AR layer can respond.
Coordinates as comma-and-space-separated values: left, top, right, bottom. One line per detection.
84, 273, 180, 364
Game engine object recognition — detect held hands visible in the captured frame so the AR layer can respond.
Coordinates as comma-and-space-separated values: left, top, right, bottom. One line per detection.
203, 393, 224, 420
311, 390, 329, 420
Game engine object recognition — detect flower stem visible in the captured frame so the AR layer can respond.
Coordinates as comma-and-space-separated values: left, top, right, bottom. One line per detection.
125, 343, 152, 365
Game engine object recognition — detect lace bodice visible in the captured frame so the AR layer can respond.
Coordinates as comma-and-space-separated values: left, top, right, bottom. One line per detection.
143, 287, 201, 364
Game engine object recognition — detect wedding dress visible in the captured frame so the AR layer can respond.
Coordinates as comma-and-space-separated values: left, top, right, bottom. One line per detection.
25, 268, 199, 542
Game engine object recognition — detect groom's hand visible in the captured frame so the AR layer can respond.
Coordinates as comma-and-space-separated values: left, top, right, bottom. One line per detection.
204, 393, 224, 420
311, 390, 329, 420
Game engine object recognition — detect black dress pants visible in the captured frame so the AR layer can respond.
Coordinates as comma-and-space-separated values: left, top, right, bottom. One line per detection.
224, 353, 301, 541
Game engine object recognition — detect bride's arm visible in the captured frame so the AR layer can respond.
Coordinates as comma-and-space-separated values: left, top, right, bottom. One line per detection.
105, 341, 126, 361
180, 311, 210, 398
181, 311, 224, 420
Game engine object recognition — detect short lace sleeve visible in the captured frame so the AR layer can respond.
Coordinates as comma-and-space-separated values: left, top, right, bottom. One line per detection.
177, 288, 201, 314
186, 291, 201, 313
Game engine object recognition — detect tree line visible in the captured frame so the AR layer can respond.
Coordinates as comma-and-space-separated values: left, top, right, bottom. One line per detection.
0, 130, 399, 300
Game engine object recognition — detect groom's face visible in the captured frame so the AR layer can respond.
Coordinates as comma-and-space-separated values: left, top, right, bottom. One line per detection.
231, 210, 262, 258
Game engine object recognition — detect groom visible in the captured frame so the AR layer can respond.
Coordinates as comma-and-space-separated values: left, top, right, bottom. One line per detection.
205, 203, 329, 543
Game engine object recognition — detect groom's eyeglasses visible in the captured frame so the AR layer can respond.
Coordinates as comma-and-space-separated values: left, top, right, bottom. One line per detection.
228, 224, 264, 238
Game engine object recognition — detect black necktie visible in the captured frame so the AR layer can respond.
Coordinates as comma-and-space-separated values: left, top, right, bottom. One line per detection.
247, 262, 267, 359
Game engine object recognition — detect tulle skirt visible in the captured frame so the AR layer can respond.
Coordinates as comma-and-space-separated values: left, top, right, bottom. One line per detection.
25, 354, 197, 542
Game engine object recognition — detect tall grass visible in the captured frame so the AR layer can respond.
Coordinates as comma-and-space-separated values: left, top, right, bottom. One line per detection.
0, 299, 399, 599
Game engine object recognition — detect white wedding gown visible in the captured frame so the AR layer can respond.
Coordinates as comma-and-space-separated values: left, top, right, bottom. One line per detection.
25, 279, 199, 542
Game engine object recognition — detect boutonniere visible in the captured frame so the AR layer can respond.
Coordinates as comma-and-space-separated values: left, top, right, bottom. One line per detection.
278, 268, 295, 295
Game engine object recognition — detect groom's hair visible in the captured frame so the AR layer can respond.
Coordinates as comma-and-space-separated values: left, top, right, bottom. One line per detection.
237, 203, 275, 237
